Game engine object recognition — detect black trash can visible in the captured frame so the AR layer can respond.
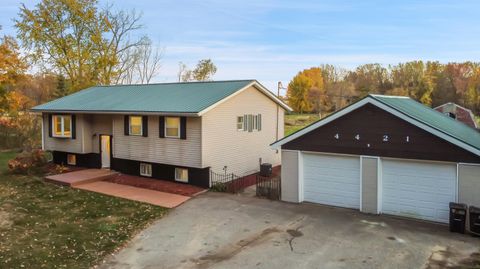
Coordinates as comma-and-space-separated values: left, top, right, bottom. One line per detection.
469, 206, 480, 235
260, 163, 272, 177
449, 202, 467, 234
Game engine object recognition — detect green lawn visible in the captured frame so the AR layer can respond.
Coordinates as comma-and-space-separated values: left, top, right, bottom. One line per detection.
284, 113, 320, 136
0, 151, 167, 268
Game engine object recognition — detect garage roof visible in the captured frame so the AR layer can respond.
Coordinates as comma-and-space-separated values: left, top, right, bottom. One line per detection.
272, 94, 480, 156
31, 80, 292, 115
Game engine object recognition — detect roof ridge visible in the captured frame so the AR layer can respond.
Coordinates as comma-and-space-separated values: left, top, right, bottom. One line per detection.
369, 94, 410, 99
94, 79, 256, 87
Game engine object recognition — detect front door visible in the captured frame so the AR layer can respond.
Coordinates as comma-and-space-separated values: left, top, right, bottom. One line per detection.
100, 135, 111, 168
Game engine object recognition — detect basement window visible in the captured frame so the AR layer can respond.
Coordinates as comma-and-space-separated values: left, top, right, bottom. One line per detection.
67, 154, 76, 165
175, 168, 188, 183
140, 163, 152, 177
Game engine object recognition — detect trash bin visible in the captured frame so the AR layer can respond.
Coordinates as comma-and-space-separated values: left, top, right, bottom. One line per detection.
449, 202, 467, 234
469, 206, 480, 235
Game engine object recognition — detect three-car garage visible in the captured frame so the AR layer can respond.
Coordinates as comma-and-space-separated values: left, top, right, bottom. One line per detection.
273, 94, 480, 224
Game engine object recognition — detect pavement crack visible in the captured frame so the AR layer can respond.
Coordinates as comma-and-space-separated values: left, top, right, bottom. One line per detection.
286, 226, 303, 252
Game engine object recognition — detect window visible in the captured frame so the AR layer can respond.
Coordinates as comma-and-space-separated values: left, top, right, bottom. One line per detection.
67, 154, 76, 165
175, 168, 188, 183
140, 163, 152, 177
165, 117, 180, 138
52, 115, 72, 137
129, 116, 143, 136
237, 116, 244, 131
239, 114, 262, 132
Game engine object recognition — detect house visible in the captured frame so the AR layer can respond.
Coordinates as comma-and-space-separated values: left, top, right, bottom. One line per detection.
32, 80, 292, 188
435, 102, 478, 129
271, 94, 480, 224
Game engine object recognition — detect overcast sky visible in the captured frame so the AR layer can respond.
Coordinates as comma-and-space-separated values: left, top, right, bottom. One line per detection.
1, 0, 480, 93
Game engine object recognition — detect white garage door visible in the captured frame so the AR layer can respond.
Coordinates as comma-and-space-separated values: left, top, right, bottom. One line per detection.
382, 159, 457, 223
303, 153, 360, 209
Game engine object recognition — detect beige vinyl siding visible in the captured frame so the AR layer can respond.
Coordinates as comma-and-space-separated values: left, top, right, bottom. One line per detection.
458, 164, 480, 208
43, 113, 84, 153
202, 85, 284, 176
361, 156, 378, 214
90, 115, 113, 153
113, 115, 202, 167
281, 150, 300, 203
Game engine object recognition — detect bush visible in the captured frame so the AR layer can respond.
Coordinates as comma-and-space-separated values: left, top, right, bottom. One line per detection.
7, 149, 50, 175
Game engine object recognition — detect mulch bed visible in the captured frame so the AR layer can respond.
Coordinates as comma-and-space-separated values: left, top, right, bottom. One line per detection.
106, 174, 205, 197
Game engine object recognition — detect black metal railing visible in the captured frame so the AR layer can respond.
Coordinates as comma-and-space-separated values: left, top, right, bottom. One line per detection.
210, 171, 247, 193
256, 175, 281, 200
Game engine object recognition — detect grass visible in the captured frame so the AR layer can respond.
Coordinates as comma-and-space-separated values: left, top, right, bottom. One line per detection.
0, 151, 167, 268
284, 113, 321, 136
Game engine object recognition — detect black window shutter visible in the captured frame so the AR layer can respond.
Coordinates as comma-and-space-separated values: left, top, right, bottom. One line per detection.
142, 116, 148, 137
48, 114, 52, 137
124, 115, 129, 135
159, 116, 165, 138
180, 117, 187, 140
71, 115, 76, 139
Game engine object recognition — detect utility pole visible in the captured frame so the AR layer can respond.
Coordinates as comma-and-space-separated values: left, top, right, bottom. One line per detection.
276, 82, 287, 141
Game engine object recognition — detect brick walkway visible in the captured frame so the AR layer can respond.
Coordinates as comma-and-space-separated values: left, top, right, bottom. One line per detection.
106, 174, 205, 197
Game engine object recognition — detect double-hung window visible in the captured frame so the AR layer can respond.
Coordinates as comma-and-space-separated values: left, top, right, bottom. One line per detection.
129, 116, 143, 136
237, 116, 244, 131
140, 163, 152, 177
165, 117, 180, 138
52, 115, 72, 138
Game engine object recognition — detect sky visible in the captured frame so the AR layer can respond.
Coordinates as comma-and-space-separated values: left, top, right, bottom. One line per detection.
1, 0, 480, 94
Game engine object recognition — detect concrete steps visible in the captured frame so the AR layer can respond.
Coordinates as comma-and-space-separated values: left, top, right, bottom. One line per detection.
45, 169, 119, 187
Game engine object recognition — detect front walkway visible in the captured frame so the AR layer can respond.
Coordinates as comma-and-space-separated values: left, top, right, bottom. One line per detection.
45, 169, 199, 208
75, 181, 190, 208
45, 169, 118, 186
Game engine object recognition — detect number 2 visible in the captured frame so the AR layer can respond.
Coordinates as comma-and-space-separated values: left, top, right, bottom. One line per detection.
383, 135, 389, 142
355, 134, 360, 140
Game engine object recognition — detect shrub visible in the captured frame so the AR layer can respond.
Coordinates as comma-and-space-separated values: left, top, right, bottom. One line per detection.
7, 149, 49, 175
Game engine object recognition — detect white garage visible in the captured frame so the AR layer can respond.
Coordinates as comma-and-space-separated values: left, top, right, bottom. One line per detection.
381, 159, 457, 223
303, 153, 360, 209
273, 94, 480, 224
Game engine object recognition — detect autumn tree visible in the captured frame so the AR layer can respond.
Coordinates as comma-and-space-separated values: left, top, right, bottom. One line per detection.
287, 73, 312, 113
15, 0, 148, 91
0, 34, 27, 112
179, 59, 217, 82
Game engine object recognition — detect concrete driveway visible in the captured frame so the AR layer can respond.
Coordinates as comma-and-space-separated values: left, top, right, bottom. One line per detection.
100, 192, 480, 269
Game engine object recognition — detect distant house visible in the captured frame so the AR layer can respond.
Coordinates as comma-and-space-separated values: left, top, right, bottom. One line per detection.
435, 102, 478, 129
32, 80, 292, 188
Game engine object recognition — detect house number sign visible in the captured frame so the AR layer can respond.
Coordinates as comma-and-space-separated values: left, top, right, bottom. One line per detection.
333, 133, 411, 143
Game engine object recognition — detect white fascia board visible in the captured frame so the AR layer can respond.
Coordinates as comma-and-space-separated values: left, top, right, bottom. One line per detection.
271, 97, 480, 157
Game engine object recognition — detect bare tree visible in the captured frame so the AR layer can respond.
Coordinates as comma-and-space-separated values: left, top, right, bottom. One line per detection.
137, 39, 163, 84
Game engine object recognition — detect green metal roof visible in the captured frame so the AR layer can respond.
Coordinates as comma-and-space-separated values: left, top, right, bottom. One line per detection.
371, 94, 480, 151
32, 80, 257, 114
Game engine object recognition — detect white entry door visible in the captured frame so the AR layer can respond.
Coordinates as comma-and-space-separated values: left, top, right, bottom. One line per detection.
382, 159, 457, 223
303, 153, 361, 209
100, 135, 111, 168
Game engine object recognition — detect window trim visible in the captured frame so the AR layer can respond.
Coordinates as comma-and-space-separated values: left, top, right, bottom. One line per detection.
175, 167, 189, 183
52, 115, 72, 138
129, 116, 143, 136
165, 116, 181, 138
140, 163, 152, 177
